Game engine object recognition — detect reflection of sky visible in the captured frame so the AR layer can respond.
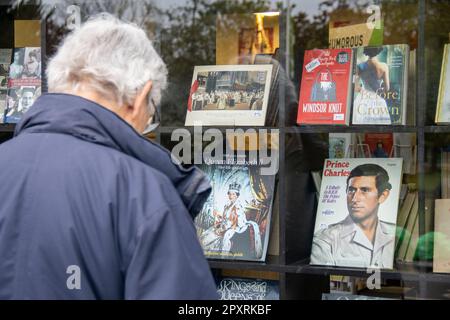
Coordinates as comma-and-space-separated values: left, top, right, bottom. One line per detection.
156, 0, 321, 19
14, 0, 370, 22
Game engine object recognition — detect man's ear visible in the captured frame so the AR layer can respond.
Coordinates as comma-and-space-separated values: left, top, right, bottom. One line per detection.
130, 80, 153, 115
378, 189, 390, 204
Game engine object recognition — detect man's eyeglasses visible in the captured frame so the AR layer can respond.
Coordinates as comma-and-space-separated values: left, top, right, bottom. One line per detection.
143, 97, 160, 135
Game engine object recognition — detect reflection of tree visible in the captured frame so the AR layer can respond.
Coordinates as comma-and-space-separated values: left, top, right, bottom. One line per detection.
11, 0, 426, 126
13, 0, 163, 90
291, 0, 419, 89
13, 0, 277, 125
13, 0, 161, 27
161, 0, 274, 125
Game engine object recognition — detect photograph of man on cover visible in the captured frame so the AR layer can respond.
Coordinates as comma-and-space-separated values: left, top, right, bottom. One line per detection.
22, 48, 41, 79
310, 163, 396, 268
4, 86, 38, 122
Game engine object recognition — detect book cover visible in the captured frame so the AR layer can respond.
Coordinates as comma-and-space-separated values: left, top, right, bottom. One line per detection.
328, 21, 383, 49
0, 48, 12, 123
364, 133, 393, 158
322, 293, 394, 300
352, 44, 409, 125
435, 44, 450, 124
396, 192, 418, 261
297, 48, 353, 125
329, 133, 353, 158
394, 190, 417, 257
392, 133, 416, 174
194, 160, 276, 261
433, 199, 450, 273
185, 64, 272, 126
0, 48, 12, 89
310, 158, 403, 268
4, 47, 42, 123
216, 277, 279, 300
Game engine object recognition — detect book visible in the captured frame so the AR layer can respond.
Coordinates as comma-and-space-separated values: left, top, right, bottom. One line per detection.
267, 187, 279, 256
297, 48, 353, 125
0, 48, 12, 123
392, 133, 416, 174
0, 49, 12, 89
329, 133, 353, 158
4, 47, 42, 123
407, 49, 416, 126
216, 277, 279, 300
184, 64, 273, 126
394, 190, 417, 257
435, 44, 450, 124
329, 275, 365, 294
254, 53, 281, 126
440, 149, 450, 199
352, 44, 409, 125
322, 293, 394, 300
194, 160, 276, 261
364, 133, 393, 158
310, 158, 403, 268
404, 209, 419, 262
433, 199, 450, 273
396, 192, 418, 261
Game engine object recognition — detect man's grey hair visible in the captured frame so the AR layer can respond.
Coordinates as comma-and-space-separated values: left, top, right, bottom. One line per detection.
47, 13, 167, 109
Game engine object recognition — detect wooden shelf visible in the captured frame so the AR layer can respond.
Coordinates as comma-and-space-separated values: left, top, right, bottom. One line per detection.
286, 125, 418, 134
209, 255, 286, 272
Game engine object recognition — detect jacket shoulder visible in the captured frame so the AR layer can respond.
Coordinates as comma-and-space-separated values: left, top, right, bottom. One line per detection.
314, 220, 346, 243
379, 220, 396, 235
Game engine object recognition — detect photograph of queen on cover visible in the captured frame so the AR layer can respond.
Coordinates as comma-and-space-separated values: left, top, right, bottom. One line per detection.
194, 164, 275, 261
311, 159, 402, 269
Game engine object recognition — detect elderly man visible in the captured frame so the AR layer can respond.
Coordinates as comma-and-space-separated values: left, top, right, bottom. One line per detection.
0, 14, 217, 299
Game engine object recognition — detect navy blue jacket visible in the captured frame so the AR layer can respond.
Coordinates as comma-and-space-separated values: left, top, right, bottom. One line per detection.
0, 93, 218, 299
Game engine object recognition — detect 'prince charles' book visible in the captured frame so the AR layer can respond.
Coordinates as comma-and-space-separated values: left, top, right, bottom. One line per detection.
310, 158, 403, 269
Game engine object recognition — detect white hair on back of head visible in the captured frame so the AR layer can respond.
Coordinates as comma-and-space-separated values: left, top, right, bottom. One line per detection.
47, 13, 167, 109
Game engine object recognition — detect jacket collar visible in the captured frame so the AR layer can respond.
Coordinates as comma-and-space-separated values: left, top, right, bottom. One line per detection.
15, 93, 211, 219
339, 215, 393, 251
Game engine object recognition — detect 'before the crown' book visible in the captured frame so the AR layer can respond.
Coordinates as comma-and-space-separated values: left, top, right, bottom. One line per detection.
310, 158, 403, 269
352, 44, 409, 125
297, 48, 353, 125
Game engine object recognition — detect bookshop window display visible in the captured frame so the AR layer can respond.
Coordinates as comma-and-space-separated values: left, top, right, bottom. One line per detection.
1, 0, 450, 300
